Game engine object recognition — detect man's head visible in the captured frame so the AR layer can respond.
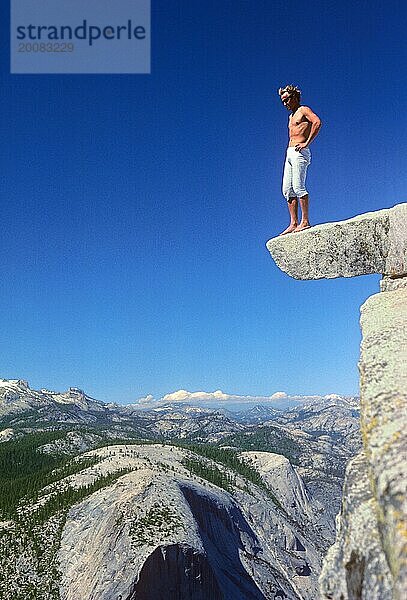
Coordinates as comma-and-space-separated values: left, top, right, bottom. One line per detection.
278, 85, 301, 111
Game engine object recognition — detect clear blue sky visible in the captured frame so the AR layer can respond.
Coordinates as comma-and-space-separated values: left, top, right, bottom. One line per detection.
1, 0, 405, 403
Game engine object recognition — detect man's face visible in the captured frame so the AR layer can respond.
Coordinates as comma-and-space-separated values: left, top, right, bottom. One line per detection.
280, 93, 296, 110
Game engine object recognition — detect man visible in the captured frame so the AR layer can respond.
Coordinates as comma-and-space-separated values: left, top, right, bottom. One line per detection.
278, 85, 322, 234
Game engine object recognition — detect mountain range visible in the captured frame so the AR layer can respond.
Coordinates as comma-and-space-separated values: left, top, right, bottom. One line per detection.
0, 378, 360, 599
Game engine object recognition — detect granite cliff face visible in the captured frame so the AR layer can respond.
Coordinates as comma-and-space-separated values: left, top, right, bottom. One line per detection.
267, 202, 407, 599
320, 452, 392, 600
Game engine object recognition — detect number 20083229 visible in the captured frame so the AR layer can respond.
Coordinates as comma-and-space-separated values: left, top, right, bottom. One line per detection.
18, 43, 74, 52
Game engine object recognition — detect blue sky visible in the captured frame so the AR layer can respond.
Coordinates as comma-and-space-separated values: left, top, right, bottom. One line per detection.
1, 0, 405, 403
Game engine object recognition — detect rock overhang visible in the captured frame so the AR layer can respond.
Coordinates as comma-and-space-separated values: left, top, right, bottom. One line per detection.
266, 203, 407, 280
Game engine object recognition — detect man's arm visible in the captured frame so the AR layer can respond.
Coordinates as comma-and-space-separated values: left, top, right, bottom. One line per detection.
296, 106, 322, 150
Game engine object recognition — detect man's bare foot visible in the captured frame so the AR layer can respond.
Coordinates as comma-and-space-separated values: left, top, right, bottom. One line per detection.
279, 223, 298, 235
294, 223, 311, 232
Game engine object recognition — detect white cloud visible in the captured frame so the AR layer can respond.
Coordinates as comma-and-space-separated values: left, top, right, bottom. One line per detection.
136, 394, 155, 405
134, 389, 291, 407
162, 389, 232, 403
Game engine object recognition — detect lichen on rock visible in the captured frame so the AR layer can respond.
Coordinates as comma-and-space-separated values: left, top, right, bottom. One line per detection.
319, 452, 392, 600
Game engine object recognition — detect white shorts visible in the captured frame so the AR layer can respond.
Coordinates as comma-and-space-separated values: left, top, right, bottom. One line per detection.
282, 147, 311, 201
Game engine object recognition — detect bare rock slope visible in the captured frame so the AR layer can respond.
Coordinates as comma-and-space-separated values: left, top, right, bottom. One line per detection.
58, 444, 323, 600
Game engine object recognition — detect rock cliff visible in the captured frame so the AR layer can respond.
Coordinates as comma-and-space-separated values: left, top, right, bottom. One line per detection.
266, 202, 407, 599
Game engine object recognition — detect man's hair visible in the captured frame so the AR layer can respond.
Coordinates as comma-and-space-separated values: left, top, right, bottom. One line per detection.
278, 85, 301, 101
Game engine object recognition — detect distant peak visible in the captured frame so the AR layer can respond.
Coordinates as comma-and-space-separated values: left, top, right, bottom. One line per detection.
68, 387, 85, 395
0, 378, 29, 389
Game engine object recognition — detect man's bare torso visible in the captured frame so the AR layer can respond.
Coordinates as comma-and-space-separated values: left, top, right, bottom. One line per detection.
288, 107, 312, 146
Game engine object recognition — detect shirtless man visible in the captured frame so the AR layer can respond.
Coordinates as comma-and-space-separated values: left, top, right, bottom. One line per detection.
278, 85, 322, 234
